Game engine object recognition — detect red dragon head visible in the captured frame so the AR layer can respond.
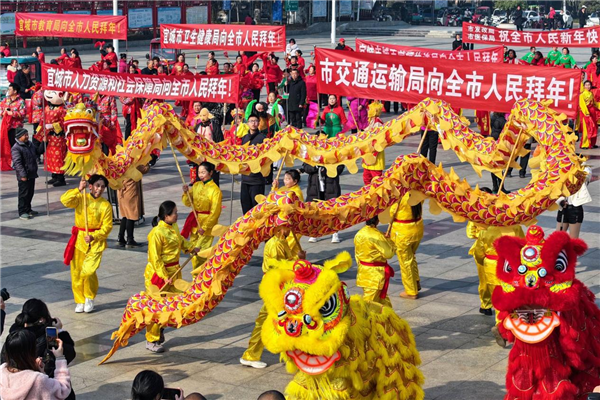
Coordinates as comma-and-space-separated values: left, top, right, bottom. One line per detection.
492, 225, 600, 398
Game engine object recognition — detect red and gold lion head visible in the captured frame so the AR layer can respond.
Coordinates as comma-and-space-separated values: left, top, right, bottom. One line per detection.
493, 225, 600, 399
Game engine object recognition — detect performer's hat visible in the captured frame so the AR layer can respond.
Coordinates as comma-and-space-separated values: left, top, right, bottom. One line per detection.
14, 128, 28, 139
339, 38, 345, 42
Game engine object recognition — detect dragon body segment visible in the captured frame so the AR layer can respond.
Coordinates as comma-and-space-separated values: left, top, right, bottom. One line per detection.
98, 99, 586, 363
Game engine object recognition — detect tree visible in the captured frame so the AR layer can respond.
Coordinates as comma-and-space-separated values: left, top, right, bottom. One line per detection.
494, 1, 525, 11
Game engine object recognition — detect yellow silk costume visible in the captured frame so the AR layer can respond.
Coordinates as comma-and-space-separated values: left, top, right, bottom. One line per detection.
354, 225, 396, 307
390, 193, 424, 297
277, 184, 304, 253
363, 151, 386, 171
579, 89, 599, 148
468, 222, 524, 319
242, 234, 298, 362
144, 220, 194, 341
182, 179, 222, 270
61, 188, 113, 304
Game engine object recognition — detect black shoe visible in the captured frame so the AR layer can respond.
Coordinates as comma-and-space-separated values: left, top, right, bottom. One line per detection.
53, 179, 66, 187
594, 145, 599, 148
47, 177, 57, 185
417, 281, 422, 291
29, 210, 40, 216
117, 238, 126, 247
126, 240, 143, 248
506, 173, 512, 178
479, 307, 493, 316
519, 174, 526, 179
158, 328, 165, 344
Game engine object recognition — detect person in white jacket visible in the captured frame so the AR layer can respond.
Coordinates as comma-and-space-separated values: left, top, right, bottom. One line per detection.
0, 330, 71, 400
556, 165, 593, 238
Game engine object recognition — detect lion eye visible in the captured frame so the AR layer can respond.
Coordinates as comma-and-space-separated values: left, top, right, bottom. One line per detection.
319, 294, 338, 318
503, 260, 512, 273
555, 250, 568, 273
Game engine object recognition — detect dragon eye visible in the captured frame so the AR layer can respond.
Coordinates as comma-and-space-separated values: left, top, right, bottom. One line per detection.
503, 260, 512, 273
319, 294, 338, 318
517, 265, 527, 275
277, 310, 287, 318
538, 268, 547, 278
555, 250, 568, 273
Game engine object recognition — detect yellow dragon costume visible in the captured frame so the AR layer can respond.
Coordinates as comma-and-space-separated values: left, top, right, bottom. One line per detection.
260, 252, 424, 400
55, 97, 585, 366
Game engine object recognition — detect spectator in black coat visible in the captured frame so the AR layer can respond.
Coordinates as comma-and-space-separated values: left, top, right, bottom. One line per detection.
240, 114, 272, 214
490, 112, 509, 194
303, 162, 344, 243
11, 128, 43, 220
579, 5, 588, 28
452, 34, 463, 50
13, 65, 33, 99
514, 6, 524, 31
2, 298, 76, 400
286, 69, 306, 129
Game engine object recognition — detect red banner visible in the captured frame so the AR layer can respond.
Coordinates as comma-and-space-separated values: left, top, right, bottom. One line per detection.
315, 48, 580, 118
42, 64, 240, 103
15, 13, 127, 40
356, 39, 504, 63
462, 22, 600, 48
161, 23, 286, 52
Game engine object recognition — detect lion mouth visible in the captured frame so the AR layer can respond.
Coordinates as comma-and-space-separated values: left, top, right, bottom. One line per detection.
286, 349, 341, 375
503, 307, 561, 344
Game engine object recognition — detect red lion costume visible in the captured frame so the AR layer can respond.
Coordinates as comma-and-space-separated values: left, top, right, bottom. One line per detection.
493, 226, 600, 400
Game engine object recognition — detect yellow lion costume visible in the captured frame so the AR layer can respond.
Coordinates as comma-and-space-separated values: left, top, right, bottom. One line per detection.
260, 252, 424, 400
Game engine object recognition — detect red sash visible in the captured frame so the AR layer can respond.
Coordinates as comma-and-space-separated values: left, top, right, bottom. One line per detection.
180, 210, 210, 239
150, 261, 179, 289
485, 254, 499, 260
360, 260, 395, 299
63, 226, 99, 265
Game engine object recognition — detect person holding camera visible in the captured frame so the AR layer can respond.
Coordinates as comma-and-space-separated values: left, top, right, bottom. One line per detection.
2, 298, 76, 399
0, 330, 71, 400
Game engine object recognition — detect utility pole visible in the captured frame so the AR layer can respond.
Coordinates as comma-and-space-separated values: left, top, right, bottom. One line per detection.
113, 0, 119, 55
331, 0, 336, 45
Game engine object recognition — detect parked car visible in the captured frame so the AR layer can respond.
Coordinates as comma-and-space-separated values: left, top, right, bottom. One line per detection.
523, 10, 541, 28
473, 6, 491, 24
146, 38, 181, 72
563, 10, 574, 29
587, 11, 600, 26
0, 56, 40, 99
491, 9, 508, 25
410, 11, 424, 25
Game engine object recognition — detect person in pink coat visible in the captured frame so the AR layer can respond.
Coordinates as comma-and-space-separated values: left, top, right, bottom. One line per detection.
0, 330, 71, 400
345, 97, 369, 133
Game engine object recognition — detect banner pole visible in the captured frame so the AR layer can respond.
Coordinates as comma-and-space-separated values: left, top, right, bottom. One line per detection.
42, 97, 50, 216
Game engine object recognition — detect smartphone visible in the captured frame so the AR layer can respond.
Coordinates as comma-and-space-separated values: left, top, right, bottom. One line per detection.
162, 388, 183, 400
46, 327, 58, 350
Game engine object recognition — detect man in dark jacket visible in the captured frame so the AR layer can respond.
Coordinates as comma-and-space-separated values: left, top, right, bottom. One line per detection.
514, 6, 524, 31
579, 5, 588, 27
13, 65, 33, 99
240, 114, 272, 214
286, 69, 306, 129
11, 128, 42, 219
452, 34, 463, 50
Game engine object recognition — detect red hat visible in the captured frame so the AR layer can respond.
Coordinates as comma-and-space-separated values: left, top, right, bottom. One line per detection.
339, 38, 345, 42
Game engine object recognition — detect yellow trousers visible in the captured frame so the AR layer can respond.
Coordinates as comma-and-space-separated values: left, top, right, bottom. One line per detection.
476, 258, 499, 310
70, 249, 102, 304
362, 288, 392, 308
396, 240, 421, 296
190, 233, 214, 272
241, 304, 268, 361
144, 269, 182, 342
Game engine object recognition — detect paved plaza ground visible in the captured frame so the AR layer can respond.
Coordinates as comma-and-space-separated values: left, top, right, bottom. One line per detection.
1, 33, 599, 400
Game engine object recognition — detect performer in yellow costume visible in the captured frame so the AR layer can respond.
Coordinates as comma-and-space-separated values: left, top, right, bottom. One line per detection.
354, 216, 396, 307
144, 200, 199, 353
272, 169, 304, 253
579, 80, 599, 149
61, 175, 113, 314
362, 101, 386, 185
467, 221, 524, 321
240, 227, 305, 368
389, 192, 424, 299
181, 162, 222, 271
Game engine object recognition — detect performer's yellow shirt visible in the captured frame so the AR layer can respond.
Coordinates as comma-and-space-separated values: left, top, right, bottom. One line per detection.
262, 234, 298, 273
363, 151, 385, 171
579, 90, 597, 116
60, 188, 113, 253
182, 179, 222, 234
277, 184, 304, 202
470, 225, 525, 266
354, 225, 395, 290
144, 221, 194, 288
389, 193, 416, 222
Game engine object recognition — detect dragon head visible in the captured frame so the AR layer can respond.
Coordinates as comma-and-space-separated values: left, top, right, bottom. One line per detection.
260, 252, 353, 376
368, 100, 383, 121
64, 103, 98, 155
493, 225, 588, 344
